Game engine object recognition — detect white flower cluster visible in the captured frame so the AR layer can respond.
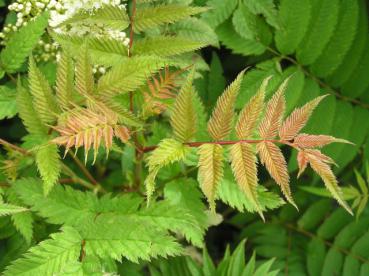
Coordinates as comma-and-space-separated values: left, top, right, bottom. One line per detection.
1, 0, 129, 61
50, 0, 130, 45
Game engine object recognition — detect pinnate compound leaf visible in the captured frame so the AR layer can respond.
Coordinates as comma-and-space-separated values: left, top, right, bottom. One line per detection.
236, 76, 269, 139
143, 66, 182, 115
16, 80, 46, 135
97, 56, 168, 97
294, 134, 352, 148
0, 12, 48, 73
0, 203, 28, 217
310, 0, 359, 78
230, 143, 263, 219
0, 86, 17, 120
146, 139, 189, 169
145, 139, 189, 202
208, 70, 244, 140
217, 168, 285, 214
170, 18, 219, 47
52, 107, 130, 163
134, 4, 207, 32
75, 46, 94, 96
133, 36, 207, 57
307, 153, 352, 215
279, 95, 327, 140
35, 143, 61, 196
257, 142, 296, 208
56, 53, 75, 110
197, 143, 224, 211
52, 33, 128, 67
296, 0, 340, 65
171, 69, 197, 142
244, 0, 280, 29
258, 79, 287, 139
275, 0, 311, 55
29, 57, 60, 124
201, 0, 238, 28
3, 226, 81, 276
56, 4, 130, 30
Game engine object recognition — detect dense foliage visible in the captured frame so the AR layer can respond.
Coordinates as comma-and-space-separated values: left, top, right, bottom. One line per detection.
0, 0, 369, 275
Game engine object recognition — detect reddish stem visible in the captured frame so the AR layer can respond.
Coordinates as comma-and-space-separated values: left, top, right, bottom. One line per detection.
128, 0, 136, 58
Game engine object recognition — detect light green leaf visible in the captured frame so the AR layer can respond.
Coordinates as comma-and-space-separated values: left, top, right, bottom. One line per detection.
35, 143, 61, 195
0, 86, 17, 120
0, 12, 49, 73
3, 227, 81, 276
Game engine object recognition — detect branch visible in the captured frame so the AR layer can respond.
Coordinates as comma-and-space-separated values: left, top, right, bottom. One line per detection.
0, 137, 103, 192
128, 0, 137, 58
68, 152, 100, 186
0, 138, 30, 155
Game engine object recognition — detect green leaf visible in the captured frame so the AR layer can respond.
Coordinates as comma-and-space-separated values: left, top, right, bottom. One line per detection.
29, 57, 60, 124
198, 143, 224, 211
133, 36, 207, 57
297, 200, 332, 231
206, 52, 226, 108
146, 139, 189, 169
75, 46, 94, 96
328, 0, 368, 87
56, 53, 75, 110
16, 80, 47, 135
145, 139, 189, 202
0, 12, 49, 73
244, 0, 280, 29
201, 0, 238, 28
35, 143, 61, 195
5, 186, 34, 244
216, 19, 266, 56
0, 203, 28, 216
164, 179, 208, 246
310, 0, 359, 77
97, 56, 168, 97
341, 41, 369, 98
52, 33, 128, 67
335, 107, 369, 170
170, 69, 197, 142
56, 4, 130, 30
134, 4, 207, 32
217, 168, 284, 213
11, 212, 33, 245
296, 0, 340, 65
3, 227, 81, 276
170, 18, 219, 47
232, 3, 272, 47
13, 178, 188, 261
0, 86, 17, 120
275, 0, 311, 55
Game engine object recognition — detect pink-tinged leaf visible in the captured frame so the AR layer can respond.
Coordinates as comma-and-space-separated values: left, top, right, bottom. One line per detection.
236, 76, 271, 139
208, 71, 244, 140
257, 141, 297, 209
230, 143, 264, 220
293, 133, 353, 148
197, 143, 224, 211
258, 79, 288, 139
307, 153, 352, 215
297, 150, 308, 178
115, 125, 130, 143
305, 149, 337, 166
279, 95, 327, 140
